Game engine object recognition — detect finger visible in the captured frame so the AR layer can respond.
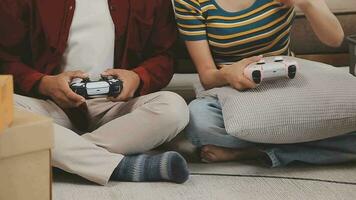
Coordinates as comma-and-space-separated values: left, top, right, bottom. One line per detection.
54, 100, 70, 109
240, 56, 263, 68
232, 82, 244, 91
53, 93, 76, 108
102, 69, 119, 77
239, 76, 257, 89
108, 90, 130, 102
62, 87, 86, 105
70, 70, 88, 79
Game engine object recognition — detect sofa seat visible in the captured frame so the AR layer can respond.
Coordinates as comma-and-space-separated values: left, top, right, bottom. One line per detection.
163, 74, 200, 102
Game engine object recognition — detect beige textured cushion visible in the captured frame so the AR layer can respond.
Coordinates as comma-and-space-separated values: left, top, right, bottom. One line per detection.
196, 57, 356, 144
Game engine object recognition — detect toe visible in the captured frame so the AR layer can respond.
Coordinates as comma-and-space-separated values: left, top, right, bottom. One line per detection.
205, 152, 218, 162
169, 152, 190, 184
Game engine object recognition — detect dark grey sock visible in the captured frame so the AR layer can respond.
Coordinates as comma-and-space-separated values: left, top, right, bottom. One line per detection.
110, 151, 189, 184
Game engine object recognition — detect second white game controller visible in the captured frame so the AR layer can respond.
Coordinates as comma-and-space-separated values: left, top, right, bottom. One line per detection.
244, 56, 298, 84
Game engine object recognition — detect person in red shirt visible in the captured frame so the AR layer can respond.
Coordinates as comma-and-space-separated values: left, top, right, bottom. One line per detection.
0, 0, 189, 184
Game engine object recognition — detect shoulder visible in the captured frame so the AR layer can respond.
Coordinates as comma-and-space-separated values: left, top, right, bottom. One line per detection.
174, 0, 202, 7
174, 0, 206, 13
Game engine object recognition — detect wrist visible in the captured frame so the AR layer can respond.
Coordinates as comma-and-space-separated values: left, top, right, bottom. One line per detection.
131, 71, 142, 95
38, 75, 51, 96
219, 67, 231, 84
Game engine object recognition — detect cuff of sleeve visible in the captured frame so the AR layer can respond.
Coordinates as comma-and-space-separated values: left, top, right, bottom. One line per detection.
20, 71, 46, 96
132, 66, 151, 96
133, 78, 144, 97
179, 34, 207, 41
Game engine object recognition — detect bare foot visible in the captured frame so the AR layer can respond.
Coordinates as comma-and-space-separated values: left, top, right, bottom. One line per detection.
200, 145, 265, 163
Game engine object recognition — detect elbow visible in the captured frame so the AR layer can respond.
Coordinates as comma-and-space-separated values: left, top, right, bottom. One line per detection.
201, 80, 213, 90
325, 30, 345, 48
200, 77, 215, 90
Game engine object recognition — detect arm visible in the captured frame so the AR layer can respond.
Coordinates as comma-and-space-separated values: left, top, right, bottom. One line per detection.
186, 40, 259, 90
185, 40, 227, 89
279, 0, 344, 47
0, 1, 86, 108
0, 1, 45, 95
131, 0, 178, 95
175, 0, 258, 90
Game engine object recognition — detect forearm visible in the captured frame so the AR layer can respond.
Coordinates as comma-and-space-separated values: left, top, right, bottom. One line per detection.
130, 0, 176, 95
132, 53, 174, 95
1, 61, 45, 95
0, 1, 45, 95
299, 0, 344, 47
199, 68, 229, 90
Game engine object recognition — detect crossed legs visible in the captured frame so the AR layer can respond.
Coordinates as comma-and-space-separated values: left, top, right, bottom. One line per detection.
186, 97, 356, 167
14, 91, 189, 184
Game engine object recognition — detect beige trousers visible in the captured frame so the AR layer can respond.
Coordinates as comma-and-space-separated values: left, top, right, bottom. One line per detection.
14, 91, 189, 185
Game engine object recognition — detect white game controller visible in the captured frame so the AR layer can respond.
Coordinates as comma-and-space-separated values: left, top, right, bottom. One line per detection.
244, 56, 298, 84
69, 76, 123, 99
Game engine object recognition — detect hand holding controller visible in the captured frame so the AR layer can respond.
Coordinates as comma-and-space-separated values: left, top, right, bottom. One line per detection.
70, 76, 123, 99
244, 56, 298, 84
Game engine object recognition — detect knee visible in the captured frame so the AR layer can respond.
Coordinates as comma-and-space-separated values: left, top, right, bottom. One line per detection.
185, 99, 218, 145
154, 91, 189, 137
186, 99, 213, 133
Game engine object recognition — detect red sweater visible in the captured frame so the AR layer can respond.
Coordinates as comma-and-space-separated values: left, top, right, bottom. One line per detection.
0, 0, 177, 96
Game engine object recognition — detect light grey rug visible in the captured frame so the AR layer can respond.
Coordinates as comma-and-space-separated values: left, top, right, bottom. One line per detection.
54, 67, 356, 200
53, 162, 356, 200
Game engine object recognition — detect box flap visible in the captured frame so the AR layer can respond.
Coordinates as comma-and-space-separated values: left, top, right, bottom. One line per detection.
0, 75, 14, 131
0, 109, 54, 159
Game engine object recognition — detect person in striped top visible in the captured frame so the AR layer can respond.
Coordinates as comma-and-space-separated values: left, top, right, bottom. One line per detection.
175, 0, 295, 63
174, 0, 352, 166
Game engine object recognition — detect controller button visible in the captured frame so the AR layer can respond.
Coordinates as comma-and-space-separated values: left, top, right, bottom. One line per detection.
274, 56, 284, 62
72, 83, 84, 87
288, 65, 297, 79
257, 59, 265, 65
252, 70, 261, 84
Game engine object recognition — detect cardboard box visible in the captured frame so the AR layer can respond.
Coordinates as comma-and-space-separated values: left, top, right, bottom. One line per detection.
0, 75, 14, 133
0, 109, 54, 200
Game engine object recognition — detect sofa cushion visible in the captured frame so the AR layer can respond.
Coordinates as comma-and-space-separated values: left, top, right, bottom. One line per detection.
163, 73, 200, 102
196, 57, 356, 144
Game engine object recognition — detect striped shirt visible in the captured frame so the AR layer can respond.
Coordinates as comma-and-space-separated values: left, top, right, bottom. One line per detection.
174, 0, 295, 63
